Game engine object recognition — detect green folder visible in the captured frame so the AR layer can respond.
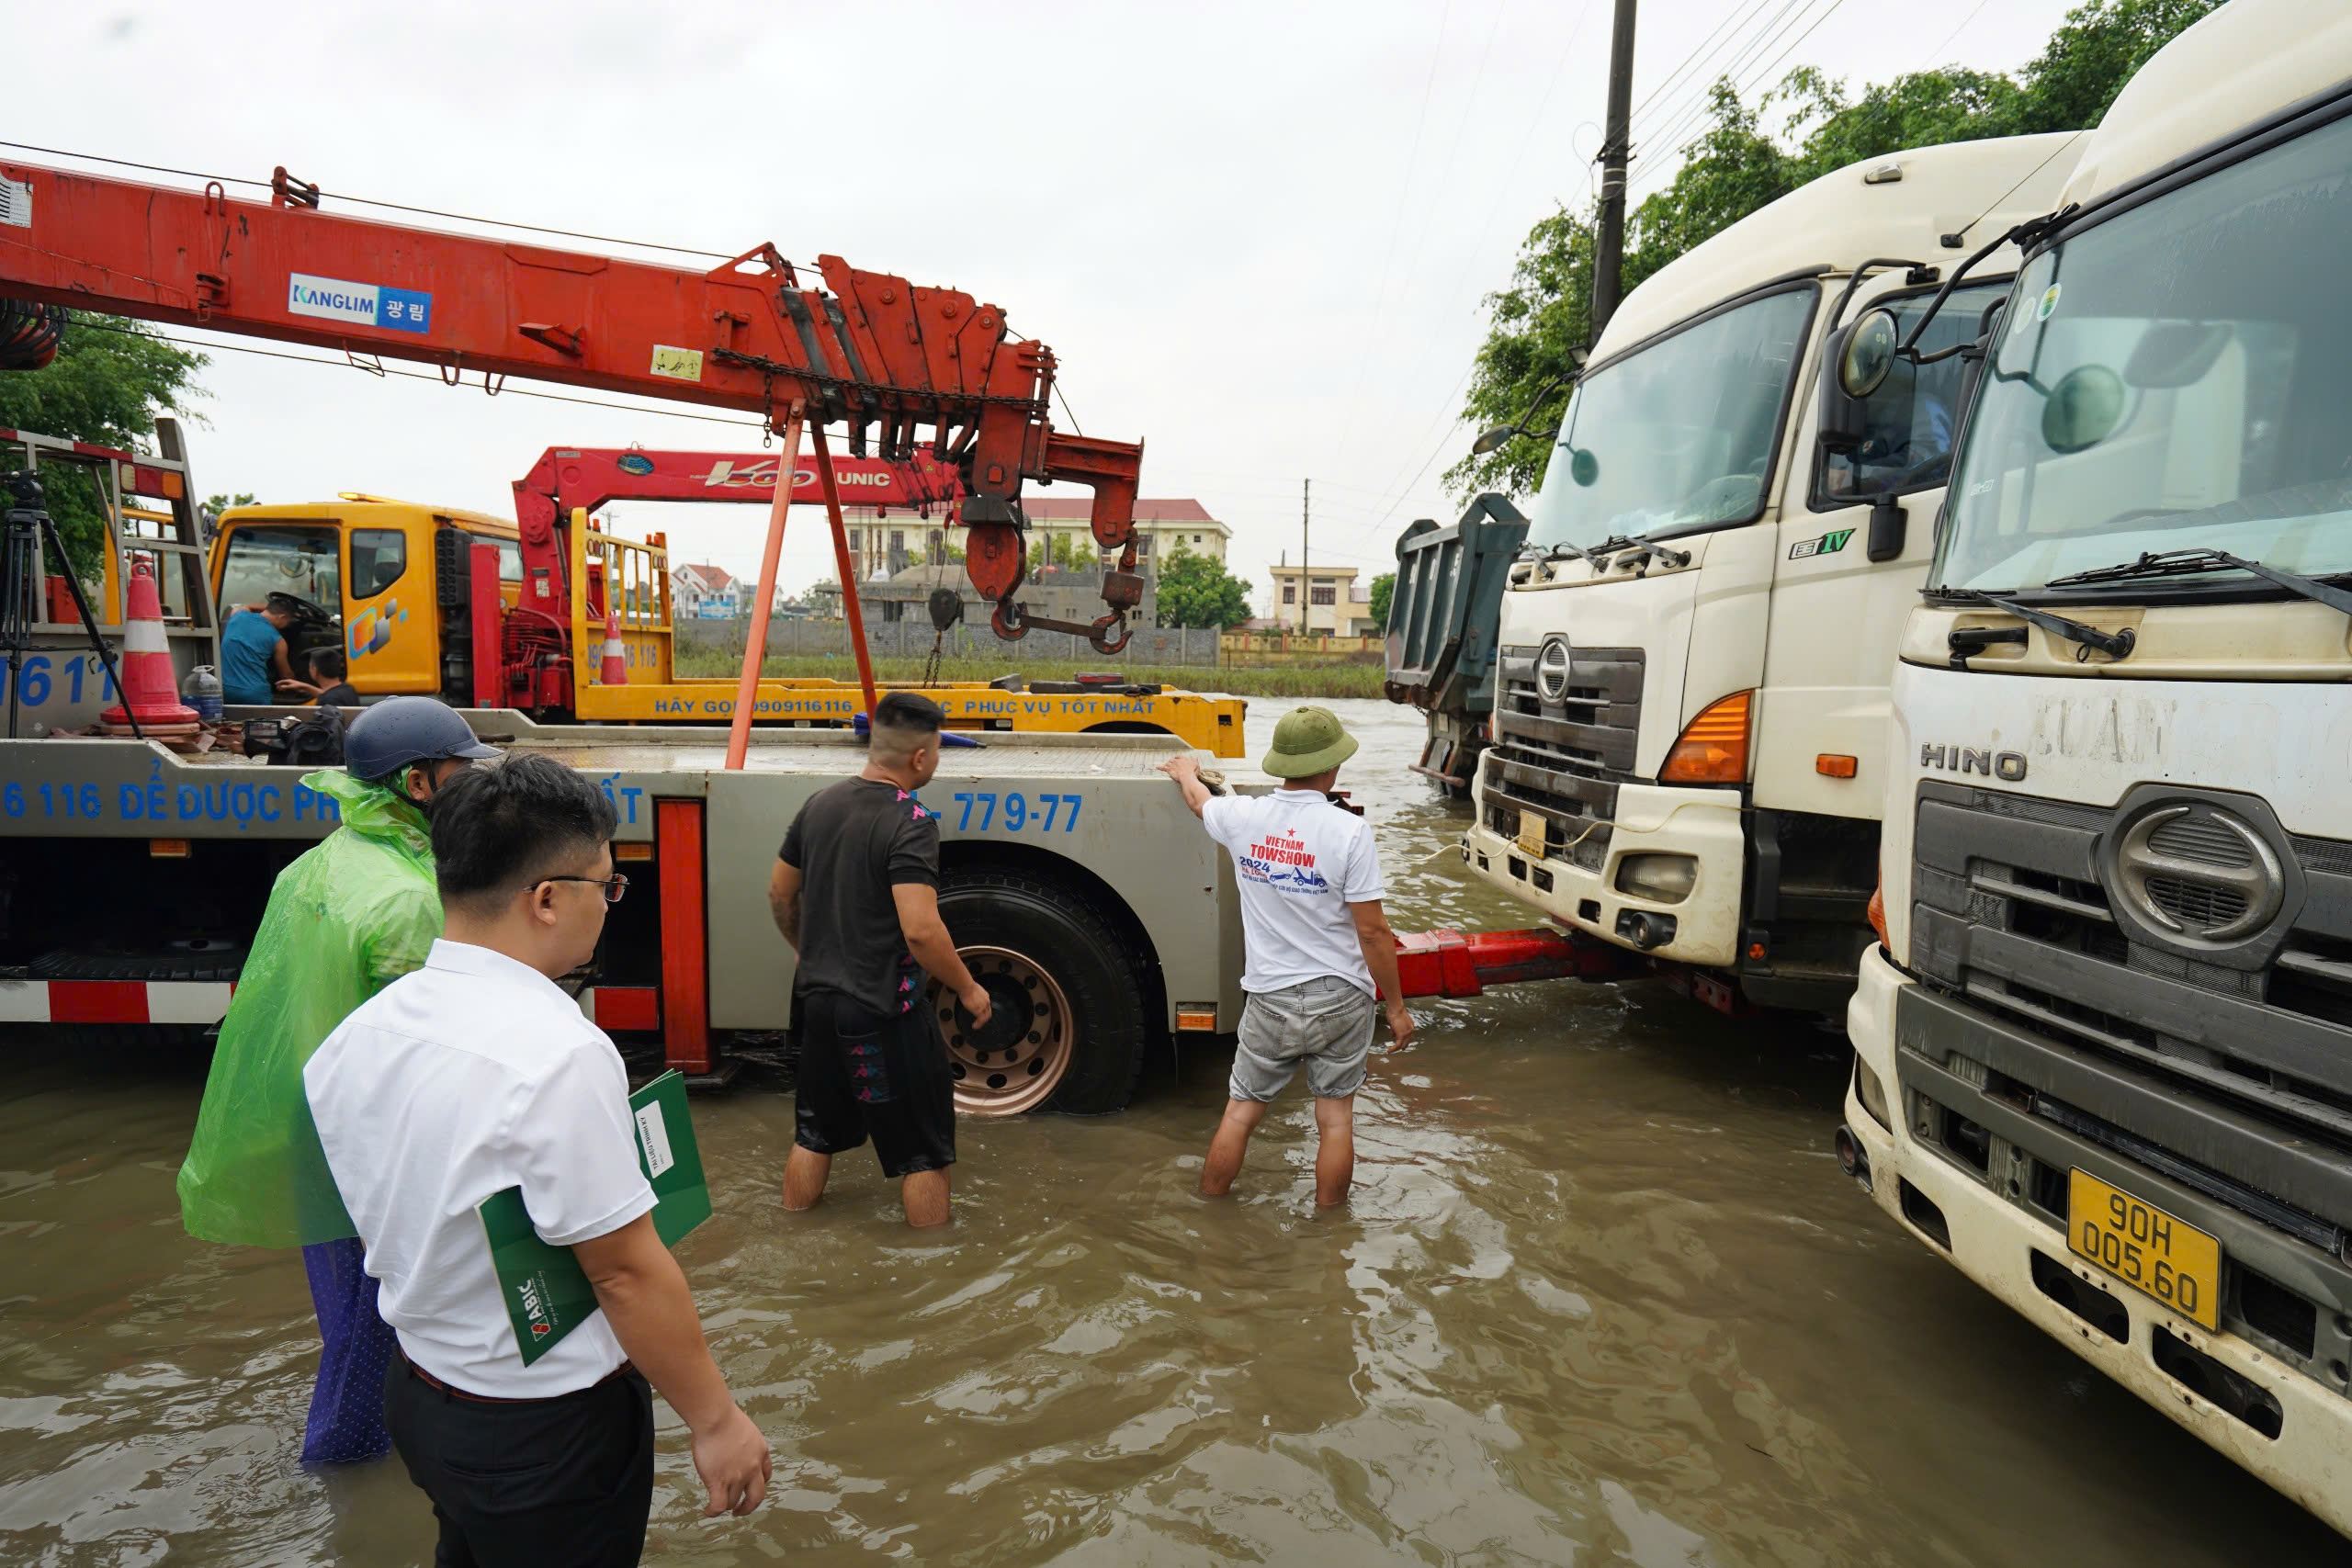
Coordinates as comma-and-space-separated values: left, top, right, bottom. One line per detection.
477, 1070, 711, 1366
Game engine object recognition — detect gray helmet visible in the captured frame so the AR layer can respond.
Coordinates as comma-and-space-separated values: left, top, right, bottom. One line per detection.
344, 697, 498, 783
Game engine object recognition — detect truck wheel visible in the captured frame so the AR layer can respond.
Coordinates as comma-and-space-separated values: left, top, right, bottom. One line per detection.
929, 871, 1147, 1116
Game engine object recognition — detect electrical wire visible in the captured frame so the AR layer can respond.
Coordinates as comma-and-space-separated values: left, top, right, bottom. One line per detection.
1634, 0, 1853, 201
1628, 0, 1771, 137
1632, 0, 1812, 185
0, 139, 748, 263
1920, 0, 1995, 68
1625, 0, 1789, 154
1322, 0, 1454, 464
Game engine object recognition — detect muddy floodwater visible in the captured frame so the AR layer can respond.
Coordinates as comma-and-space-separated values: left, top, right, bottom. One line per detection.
1, 697, 2337, 1564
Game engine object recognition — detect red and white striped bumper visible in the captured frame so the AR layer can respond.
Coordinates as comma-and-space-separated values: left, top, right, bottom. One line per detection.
0, 979, 663, 1032
0, 979, 232, 1025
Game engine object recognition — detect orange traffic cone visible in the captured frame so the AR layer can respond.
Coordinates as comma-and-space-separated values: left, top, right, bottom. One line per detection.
599, 604, 628, 686
100, 560, 200, 737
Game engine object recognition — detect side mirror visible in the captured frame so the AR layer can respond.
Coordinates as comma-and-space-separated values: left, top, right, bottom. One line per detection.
2042, 364, 2127, 454
1838, 308, 1901, 399
1470, 424, 1517, 457
1815, 312, 1894, 453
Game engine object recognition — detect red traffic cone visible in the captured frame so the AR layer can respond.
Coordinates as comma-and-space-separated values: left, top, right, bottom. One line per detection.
599, 604, 628, 686
101, 560, 200, 736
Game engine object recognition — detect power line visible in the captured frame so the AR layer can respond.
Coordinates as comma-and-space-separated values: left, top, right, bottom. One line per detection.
1921, 0, 1995, 68
1634, 0, 1849, 200
1633, 0, 1811, 185
1628, 0, 1770, 136
1321, 0, 1454, 464
0, 139, 749, 263
1626, 0, 1783, 149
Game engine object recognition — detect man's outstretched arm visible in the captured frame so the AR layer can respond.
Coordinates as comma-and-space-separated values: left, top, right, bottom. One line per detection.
1157, 754, 1213, 820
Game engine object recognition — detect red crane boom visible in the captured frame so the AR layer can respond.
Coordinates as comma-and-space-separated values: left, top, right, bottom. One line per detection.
0, 157, 1144, 650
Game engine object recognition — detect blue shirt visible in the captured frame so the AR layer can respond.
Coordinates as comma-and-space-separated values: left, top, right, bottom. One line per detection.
221, 613, 285, 705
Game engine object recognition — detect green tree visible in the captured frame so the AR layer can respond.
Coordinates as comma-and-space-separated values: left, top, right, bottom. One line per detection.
0, 312, 208, 576
1368, 571, 1396, 631
1445, 0, 2222, 503
204, 492, 258, 515
1155, 544, 1252, 629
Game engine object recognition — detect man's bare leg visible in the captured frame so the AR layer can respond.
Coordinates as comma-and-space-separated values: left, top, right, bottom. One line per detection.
1312, 1095, 1356, 1208
900, 1168, 952, 1229
781, 1146, 831, 1212
1201, 1098, 1271, 1196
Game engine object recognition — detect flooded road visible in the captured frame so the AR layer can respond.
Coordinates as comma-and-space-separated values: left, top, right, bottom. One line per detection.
1, 696, 2336, 1564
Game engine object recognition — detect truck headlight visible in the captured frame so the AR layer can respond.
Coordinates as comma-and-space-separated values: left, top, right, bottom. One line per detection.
1854, 1055, 1893, 1132
1613, 852, 1697, 904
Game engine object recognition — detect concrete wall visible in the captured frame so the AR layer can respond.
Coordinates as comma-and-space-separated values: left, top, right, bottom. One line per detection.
676, 617, 1226, 666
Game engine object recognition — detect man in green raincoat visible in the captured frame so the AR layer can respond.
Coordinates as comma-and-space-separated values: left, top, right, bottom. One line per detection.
176, 698, 497, 1463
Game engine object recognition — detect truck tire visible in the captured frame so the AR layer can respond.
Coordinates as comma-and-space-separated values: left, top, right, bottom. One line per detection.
931, 870, 1147, 1116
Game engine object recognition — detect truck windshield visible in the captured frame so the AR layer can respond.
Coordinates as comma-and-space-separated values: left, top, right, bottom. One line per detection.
1934, 110, 2352, 596
219, 524, 341, 609
1527, 287, 1813, 553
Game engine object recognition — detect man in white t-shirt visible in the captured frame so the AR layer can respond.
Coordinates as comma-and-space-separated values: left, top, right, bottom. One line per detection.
305, 755, 770, 1565
1160, 705, 1417, 1207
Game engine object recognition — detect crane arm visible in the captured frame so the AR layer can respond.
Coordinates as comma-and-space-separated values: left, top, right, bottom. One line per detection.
0, 157, 1143, 644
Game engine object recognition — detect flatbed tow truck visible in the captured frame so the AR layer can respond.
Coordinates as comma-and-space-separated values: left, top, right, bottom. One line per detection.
0, 158, 1614, 1113
203, 440, 1244, 753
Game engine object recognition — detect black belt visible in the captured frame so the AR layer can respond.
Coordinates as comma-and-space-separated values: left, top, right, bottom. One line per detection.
401, 1352, 634, 1405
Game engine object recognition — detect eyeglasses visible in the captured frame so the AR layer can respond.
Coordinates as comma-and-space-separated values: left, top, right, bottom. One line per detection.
541, 873, 628, 905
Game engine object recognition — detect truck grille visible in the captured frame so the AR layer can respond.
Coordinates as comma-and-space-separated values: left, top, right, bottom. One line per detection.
1481, 643, 1642, 873
1908, 781, 2352, 1231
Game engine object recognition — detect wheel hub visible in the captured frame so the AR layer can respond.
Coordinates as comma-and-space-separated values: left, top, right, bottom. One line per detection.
929, 944, 1073, 1117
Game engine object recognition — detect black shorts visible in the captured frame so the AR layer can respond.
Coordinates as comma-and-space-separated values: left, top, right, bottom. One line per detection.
793, 989, 956, 1178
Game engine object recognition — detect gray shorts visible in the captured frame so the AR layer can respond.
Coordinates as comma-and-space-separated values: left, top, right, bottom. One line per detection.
1228, 976, 1376, 1102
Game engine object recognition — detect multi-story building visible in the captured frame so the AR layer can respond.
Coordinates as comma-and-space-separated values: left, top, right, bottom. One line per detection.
671, 561, 744, 619
1264, 562, 1375, 636
831, 498, 1232, 581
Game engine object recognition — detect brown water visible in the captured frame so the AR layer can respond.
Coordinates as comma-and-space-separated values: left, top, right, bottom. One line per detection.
1, 697, 2336, 1565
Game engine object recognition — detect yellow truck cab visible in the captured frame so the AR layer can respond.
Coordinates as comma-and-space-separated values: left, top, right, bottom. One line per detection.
207, 495, 520, 700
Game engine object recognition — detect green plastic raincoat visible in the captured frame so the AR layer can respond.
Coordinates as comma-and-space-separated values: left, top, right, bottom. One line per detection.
175, 771, 442, 1247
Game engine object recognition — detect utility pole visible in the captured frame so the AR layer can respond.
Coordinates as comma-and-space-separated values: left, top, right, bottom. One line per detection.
1591, 0, 1638, 338
1299, 478, 1311, 635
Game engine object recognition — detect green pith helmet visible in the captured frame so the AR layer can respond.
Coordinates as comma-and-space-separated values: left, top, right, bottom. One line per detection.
1262, 705, 1360, 779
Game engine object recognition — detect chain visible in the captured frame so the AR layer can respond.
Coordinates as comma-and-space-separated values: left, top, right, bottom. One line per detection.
922, 626, 945, 688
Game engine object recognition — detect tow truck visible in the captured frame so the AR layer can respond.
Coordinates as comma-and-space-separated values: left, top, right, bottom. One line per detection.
1838, 0, 2352, 1531
200, 441, 1244, 753
1457, 130, 2085, 1014
0, 157, 1600, 1112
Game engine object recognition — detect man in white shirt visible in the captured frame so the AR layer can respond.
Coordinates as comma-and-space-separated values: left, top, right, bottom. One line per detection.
305, 754, 769, 1565
1160, 705, 1417, 1207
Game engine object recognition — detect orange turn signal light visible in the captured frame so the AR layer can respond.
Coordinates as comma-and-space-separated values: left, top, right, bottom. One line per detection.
614, 842, 654, 862
1867, 883, 1890, 950
1658, 690, 1752, 784
1175, 1005, 1219, 1032
1815, 753, 1858, 779
148, 839, 191, 859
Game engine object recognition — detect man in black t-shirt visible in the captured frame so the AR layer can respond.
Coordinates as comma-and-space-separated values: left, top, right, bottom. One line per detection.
768, 692, 991, 1227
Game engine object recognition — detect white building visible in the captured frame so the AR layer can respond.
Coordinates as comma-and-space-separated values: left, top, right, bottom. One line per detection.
1265, 562, 1376, 636
671, 561, 744, 619
831, 497, 1233, 581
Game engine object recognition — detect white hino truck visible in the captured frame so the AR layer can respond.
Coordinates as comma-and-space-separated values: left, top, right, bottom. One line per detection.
1838, 0, 2352, 1532
1461, 131, 2083, 1014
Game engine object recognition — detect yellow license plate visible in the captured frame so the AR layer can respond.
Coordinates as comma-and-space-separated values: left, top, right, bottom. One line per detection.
2068, 1168, 2220, 1329
1517, 813, 1548, 859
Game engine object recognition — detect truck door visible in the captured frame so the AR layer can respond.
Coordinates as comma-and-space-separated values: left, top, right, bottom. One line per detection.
342, 520, 434, 695
1755, 279, 2008, 814
212, 520, 344, 687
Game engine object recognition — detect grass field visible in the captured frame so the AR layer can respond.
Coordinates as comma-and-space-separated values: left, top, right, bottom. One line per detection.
670, 649, 1386, 700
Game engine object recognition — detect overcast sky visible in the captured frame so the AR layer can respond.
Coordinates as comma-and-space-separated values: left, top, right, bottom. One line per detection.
16, 0, 2081, 611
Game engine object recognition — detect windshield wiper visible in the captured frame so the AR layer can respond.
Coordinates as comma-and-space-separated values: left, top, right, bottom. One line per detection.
2045, 547, 2352, 618
1592, 533, 1692, 570
1937, 587, 2135, 665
